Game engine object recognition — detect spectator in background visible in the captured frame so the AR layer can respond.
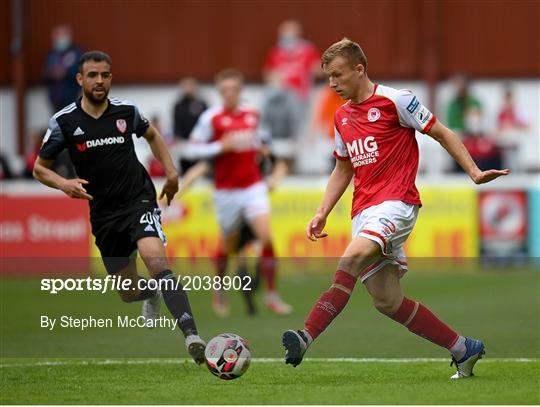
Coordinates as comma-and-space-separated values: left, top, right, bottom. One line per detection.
260, 70, 301, 186
43, 25, 84, 112
263, 20, 321, 105
0, 151, 15, 180
314, 86, 345, 140
24, 129, 75, 179
453, 107, 503, 173
172, 78, 208, 173
446, 74, 481, 133
497, 85, 528, 131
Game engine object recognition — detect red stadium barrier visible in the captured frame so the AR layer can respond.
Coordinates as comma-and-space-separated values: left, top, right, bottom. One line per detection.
0, 194, 91, 274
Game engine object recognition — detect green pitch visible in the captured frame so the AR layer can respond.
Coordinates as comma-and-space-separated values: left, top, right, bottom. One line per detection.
1, 267, 539, 404
1, 358, 539, 404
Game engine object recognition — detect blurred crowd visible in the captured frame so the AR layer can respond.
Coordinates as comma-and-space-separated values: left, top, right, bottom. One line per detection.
1, 21, 538, 181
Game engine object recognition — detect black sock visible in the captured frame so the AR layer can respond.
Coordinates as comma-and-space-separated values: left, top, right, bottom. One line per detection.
156, 270, 198, 337
134, 278, 156, 301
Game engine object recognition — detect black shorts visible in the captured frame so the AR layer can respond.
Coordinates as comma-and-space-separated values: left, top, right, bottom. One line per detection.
92, 205, 166, 274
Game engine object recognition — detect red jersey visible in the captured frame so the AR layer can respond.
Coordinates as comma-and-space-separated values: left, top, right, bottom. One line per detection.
263, 40, 320, 101
191, 106, 264, 190
333, 84, 437, 218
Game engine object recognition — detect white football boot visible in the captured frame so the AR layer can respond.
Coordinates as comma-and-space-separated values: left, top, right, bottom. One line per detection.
141, 289, 162, 328
450, 337, 485, 379
266, 292, 293, 315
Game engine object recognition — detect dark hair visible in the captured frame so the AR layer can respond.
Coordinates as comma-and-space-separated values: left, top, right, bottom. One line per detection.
78, 51, 112, 73
321, 38, 368, 71
214, 68, 244, 84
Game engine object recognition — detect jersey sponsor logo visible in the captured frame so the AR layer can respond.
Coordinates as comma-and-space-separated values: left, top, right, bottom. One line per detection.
379, 217, 396, 233
346, 136, 379, 168
76, 136, 125, 152
367, 108, 381, 122
224, 129, 257, 151
406, 96, 420, 114
414, 105, 432, 127
73, 127, 85, 136
116, 119, 127, 134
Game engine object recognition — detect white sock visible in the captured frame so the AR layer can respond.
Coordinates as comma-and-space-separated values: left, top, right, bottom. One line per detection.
450, 336, 467, 360
302, 329, 313, 346
185, 334, 203, 345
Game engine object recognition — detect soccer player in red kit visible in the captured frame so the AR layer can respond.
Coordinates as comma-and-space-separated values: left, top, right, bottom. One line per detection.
186, 69, 292, 316
282, 39, 509, 379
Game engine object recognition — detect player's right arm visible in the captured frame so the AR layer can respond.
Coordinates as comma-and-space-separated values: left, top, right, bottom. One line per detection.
33, 158, 93, 200
184, 108, 235, 160
307, 158, 353, 241
306, 125, 353, 241
33, 116, 92, 200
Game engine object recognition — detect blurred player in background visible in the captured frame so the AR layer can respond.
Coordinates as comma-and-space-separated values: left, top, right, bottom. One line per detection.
282, 38, 509, 379
33, 51, 206, 364
186, 69, 292, 316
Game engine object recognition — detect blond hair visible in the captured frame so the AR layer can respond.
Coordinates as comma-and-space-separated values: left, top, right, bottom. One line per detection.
321, 38, 368, 70
214, 68, 244, 84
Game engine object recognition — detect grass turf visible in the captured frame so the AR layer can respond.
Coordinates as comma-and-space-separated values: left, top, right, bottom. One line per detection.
1, 358, 539, 404
1, 268, 539, 403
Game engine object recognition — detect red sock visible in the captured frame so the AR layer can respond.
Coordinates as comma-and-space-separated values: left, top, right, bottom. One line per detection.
305, 270, 357, 341
213, 247, 228, 279
260, 245, 276, 291
391, 297, 460, 349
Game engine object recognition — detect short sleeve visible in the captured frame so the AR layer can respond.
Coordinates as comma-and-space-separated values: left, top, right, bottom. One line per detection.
395, 90, 437, 134
333, 126, 349, 161
39, 117, 67, 159
133, 105, 150, 138
190, 108, 215, 142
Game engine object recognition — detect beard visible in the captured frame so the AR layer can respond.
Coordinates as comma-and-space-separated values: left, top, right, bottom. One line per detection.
83, 87, 109, 105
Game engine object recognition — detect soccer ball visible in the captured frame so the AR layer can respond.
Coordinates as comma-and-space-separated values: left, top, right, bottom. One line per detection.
205, 333, 251, 380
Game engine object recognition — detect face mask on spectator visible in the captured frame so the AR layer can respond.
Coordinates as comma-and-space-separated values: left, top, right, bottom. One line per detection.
54, 36, 71, 52
279, 35, 299, 50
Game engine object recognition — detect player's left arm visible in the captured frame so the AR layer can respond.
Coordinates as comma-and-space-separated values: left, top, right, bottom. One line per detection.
142, 125, 179, 205
427, 120, 509, 184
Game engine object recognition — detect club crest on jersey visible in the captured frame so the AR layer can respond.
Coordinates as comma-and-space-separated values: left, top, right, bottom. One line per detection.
367, 108, 380, 122
116, 119, 127, 133
341, 117, 348, 126
76, 142, 87, 152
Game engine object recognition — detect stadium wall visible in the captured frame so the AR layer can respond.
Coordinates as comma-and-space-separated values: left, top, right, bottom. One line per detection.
1, 175, 539, 275
2, 0, 538, 86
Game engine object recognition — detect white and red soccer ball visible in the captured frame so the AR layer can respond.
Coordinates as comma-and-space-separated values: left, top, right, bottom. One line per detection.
205, 333, 251, 380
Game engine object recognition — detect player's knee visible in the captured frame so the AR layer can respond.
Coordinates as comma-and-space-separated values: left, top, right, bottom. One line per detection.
337, 252, 372, 278
372, 295, 401, 316
141, 254, 169, 275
